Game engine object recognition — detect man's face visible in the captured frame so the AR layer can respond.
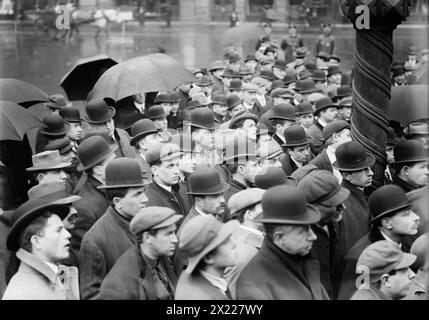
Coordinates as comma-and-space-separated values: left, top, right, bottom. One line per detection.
289, 26, 297, 36
275, 120, 294, 136
200, 193, 226, 215
229, 104, 245, 118
36, 214, 71, 263
406, 161, 429, 187
241, 159, 261, 185
67, 122, 82, 141
315, 80, 327, 92
299, 114, 314, 129
154, 157, 181, 186
245, 60, 257, 72
212, 103, 228, 117
338, 106, 352, 121
295, 65, 305, 74
92, 153, 116, 181
179, 152, 197, 174
209, 236, 237, 270
346, 167, 373, 187
91, 119, 115, 137
160, 103, 173, 115
328, 73, 342, 85
212, 69, 224, 79
134, 93, 145, 104
139, 133, 162, 151
238, 119, 257, 141
320, 107, 338, 123
153, 117, 168, 131
393, 74, 406, 85
61, 150, 77, 164
243, 91, 257, 105
171, 102, 179, 114
288, 145, 310, 164
386, 208, 420, 236
272, 67, 286, 80
193, 128, 214, 150
221, 76, 233, 87
276, 224, 317, 256
386, 145, 395, 164
333, 128, 352, 145
38, 169, 67, 185
229, 62, 241, 73
117, 186, 148, 218
242, 74, 253, 83
149, 224, 178, 257
384, 267, 415, 299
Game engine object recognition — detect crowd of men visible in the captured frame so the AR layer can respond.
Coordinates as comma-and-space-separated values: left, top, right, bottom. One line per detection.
0, 22, 428, 300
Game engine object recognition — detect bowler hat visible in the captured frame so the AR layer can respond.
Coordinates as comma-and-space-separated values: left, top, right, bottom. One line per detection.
47, 93, 72, 109
41, 114, 67, 136
59, 107, 82, 123
171, 133, 195, 153
77, 135, 117, 172
195, 75, 214, 87
221, 68, 240, 78
298, 70, 313, 80
130, 207, 182, 235
226, 94, 242, 111
316, 51, 330, 61
211, 92, 227, 105
405, 122, 429, 138
295, 79, 321, 94
271, 79, 284, 91
154, 92, 173, 104
271, 88, 294, 99
327, 66, 342, 77
27, 150, 71, 172
222, 136, 257, 164
146, 143, 182, 166
322, 120, 350, 141
228, 188, 265, 215
338, 97, 352, 107
179, 215, 239, 274
229, 78, 242, 91
7, 199, 70, 251
329, 55, 341, 62
297, 170, 350, 206
257, 185, 321, 225
208, 60, 225, 72
296, 102, 314, 115
304, 61, 318, 72
311, 70, 327, 82
391, 65, 405, 77
229, 112, 258, 129
28, 181, 81, 205
98, 158, 150, 189
369, 185, 412, 225
255, 167, 297, 189
130, 119, 161, 146
244, 54, 257, 62
283, 73, 297, 85
259, 70, 275, 81
186, 99, 204, 110
357, 240, 416, 284
192, 68, 206, 76
190, 107, 219, 130
314, 96, 336, 115
333, 141, 375, 171
393, 140, 427, 164
273, 59, 287, 70
295, 47, 308, 59
147, 105, 167, 120
268, 103, 296, 121
187, 167, 229, 196
332, 85, 352, 102
283, 125, 311, 147
85, 99, 116, 124
259, 56, 274, 66
43, 137, 73, 155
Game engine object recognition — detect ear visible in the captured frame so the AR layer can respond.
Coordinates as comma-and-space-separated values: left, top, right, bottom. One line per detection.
202, 252, 215, 266
151, 165, 159, 176
142, 231, 152, 244
36, 172, 45, 182
244, 209, 254, 221
400, 165, 409, 176
191, 131, 199, 142
381, 217, 393, 230
380, 274, 391, 288
341, 172, 351, 181
138, 139, 148, 151
30, 234, 42, 251
112, 197, 121, 210
237, 164, 245, 175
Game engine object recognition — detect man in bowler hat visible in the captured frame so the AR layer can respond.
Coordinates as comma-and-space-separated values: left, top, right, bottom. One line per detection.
280, 125, 311, 175
59, 107, 83, 153
100, 207, 182, 300
35, 114, 68, 154
268, 103, 297, 151
236, 185, 329, 300
338, 184, 420, 300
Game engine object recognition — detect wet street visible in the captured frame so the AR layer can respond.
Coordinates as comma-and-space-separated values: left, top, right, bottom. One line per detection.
0, 21, 428, 96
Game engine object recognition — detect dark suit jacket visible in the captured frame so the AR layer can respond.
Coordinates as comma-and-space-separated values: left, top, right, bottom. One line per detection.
145, 181, 191, 217
309, 149, 332, 172
307, 120, 324, 156
175, 271, 230, 300
113, 97, 146, 131
134, 153, 153, 182
113, 128, 136, 159
280, 152, 299, 176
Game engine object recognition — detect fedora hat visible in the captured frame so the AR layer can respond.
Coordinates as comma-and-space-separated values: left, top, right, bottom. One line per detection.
296, 102, 314, 116
327, 66, 342, 77
190, 107, 219, 130
322, 120, 350, 141
154, 92, 173, 104
211, 92, 227, 105
229, 78, 242, 91
255, 167, 297, 189
295, 47, 308, 59
28, 181, 81, 205
130, 119, 161, 146
229, 112, 258, 129
59, 107, 82, 123
27, 150, 71, 172
98, 158, 150, 189
187, 167, 229, 196
394, 140, 427, 164
333, 141, 375, 171
405, 122, 429, 138
221, 68, 240, 78
283, 73, 297, 85
228, 188, 266, 215
7, 199, 70, 251
147, 105, 167, 120
85, 99, 116, 124
170, 132, 195, 153
296, 79, 321, 94
222, 136, 257, 164
332, 85, 352, 102
43, 137, 73, 155
257, 185, 321, 224
369, 184, 411, 225
47, 93, 72, 109
268, 103, 296, 121
208, 60, 225, 72
179, 215, 239, 274
77, 135, 117, 172
311, 70, 327, 82
41, 114, 67, 136
314, 96, 336, 115
130, 207, 182, 235
282, 125, 311, 147
226, 94, 242, 111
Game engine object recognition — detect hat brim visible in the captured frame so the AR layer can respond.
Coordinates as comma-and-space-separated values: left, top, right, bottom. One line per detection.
130, 129, 161, 146
7, 203, 70, 251
332, 154, 375, 171
228, 114, 259, 129
190, 122, 220, 130
299, 88, 323, 94
51, 195, 82, 205
84, 107, 116, 124
187, 182, 230, 196
323, 187, 350, 207
185, 220, 240, 274
97, 178, 151, 190
152, 214, 183, 230
393, 157, 428, 165
369, 202, 412, 225
77, 144, 118, 172
222, 153, 258, 164
395, 252, 417, 270
26, 161, 71, 172
255, 203, 321, 225
282, 137, 311, 148
268, 116, 296, 122
40, 130, 67, 136
314, 104, 339, 115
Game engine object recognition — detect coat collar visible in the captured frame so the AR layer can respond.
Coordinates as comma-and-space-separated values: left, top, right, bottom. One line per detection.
393, 175, 419, 193
230, 179, 248, 191
16, 249, 58, 285
341, 179, 367, 198
107, 206, 136, 244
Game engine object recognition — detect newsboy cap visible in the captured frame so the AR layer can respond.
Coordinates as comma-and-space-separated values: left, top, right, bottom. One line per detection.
322, 120, 350, 141
130, 206, 182, 236
146, 143, 182, 166
228, 188, 266, 215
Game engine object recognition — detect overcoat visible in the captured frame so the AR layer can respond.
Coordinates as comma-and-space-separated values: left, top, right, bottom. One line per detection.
175, 271, 230, 300
309, 149, 332, 172
145, 181, 191, 217
113, 128, 136, 159
306, 120, 324, 156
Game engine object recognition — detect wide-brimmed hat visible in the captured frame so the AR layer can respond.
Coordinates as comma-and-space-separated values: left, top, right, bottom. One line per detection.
147, 105, 167, 120
322, 120, 350, 141
257, 185, 321, 225
179, 215, 239, 274
369, 185, 412, 225
77, 135, 117, 172
85, 99, 116, 124
283, 125, 311, 147
311, 70, 327, 82
47, 93, 72, 109
283, 73, 297, 85
7, 199, 70, 251
27, 181, 81, 205
190, 107, 219, 130
27, 150, 71, 172
332, 85, 352, 102
327, 65, 342, 77
59, 107, 82, 123
296, 79, 321, 94
43, 137, 73, 155
296, 102, 314, 116
195, 75, 214, 87
187, 167, 229, 196
130, 119, 161, 146
394, 140, 428, 164
229, 112, 258, 129
222, 136, 257, 164
405, 122, 429, 138
314, 96, 336, 115
297, 170, 350, 207
40, 114, 67, 136
208, 60, 226, 72
333, 141, 375, 171
255, 167, 297, 189
130, 207, 182, 235
268, 103, 296, 121
226, 94, 242, 111
229, 78, 242, 91
98, 158, 150, 189
228, 188, 265, 215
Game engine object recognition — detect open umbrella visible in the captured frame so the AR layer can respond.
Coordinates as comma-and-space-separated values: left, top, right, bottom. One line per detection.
0, 78, 50, 108
388, 84, 429, 125
220, 25, 266, 47
0, 100, 43, 141
60, 55, 118, 101
89, 53, 196, 101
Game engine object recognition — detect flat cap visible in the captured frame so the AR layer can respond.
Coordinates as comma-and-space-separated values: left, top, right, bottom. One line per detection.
130, 206, 182, 235
146, 143, 182, 166
228, 188, 266, 215
322, 120, 350, 141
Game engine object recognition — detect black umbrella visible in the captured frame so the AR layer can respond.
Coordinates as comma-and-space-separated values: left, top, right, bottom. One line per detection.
60, 54, 118, 101
388, 84, 428, 125
0, 78, 50, 108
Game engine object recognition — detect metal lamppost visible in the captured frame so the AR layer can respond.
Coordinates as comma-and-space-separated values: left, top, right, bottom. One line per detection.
339, 0, 411, 189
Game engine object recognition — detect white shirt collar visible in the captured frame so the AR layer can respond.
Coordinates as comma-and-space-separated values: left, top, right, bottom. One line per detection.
326, 146, 343, 184
199, 270, 228, 294
194, 206, 209, 216
134, 101, 145, 113
276, 133, 286, 143
156, 181, 172, 193
380, 230, 402, 249
318, 118, 328, 127
239, 225, 264, 237
290, 156, 304, 168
